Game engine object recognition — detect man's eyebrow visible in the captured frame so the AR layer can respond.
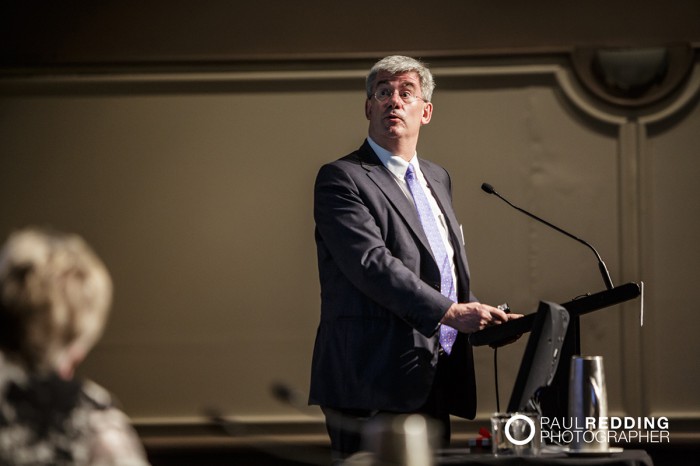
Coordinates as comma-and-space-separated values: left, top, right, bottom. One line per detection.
376, 79, 416, 88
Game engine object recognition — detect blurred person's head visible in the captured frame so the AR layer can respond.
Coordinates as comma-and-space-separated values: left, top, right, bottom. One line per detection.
0, 228, 112, 379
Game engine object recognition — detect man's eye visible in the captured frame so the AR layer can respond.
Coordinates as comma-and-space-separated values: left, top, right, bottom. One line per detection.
400, 91, 413, 98
379, 89, 392, 97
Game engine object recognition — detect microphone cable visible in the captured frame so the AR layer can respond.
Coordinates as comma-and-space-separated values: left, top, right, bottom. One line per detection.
494, 346, 501, 413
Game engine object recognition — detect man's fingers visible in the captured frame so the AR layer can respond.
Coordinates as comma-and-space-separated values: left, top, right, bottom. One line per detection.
490, 307, 509, 323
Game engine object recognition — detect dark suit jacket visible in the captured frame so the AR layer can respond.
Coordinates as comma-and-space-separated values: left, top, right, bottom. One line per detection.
309, 141, 477, 419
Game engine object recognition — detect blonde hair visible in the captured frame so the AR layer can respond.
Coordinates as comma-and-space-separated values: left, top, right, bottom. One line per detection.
0, 228, 112, 372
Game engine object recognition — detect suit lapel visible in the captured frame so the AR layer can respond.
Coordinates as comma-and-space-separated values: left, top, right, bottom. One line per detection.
358, 143, 435, 258
420, 160, 472, 299
419, 161, 463, 249
357, 143, 471, 296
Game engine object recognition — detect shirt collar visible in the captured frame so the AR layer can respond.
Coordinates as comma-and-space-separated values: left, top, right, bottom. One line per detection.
367, 137, 420, 180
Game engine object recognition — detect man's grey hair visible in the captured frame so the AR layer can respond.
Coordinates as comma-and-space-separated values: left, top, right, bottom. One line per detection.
366, 55, 436, 102
0, 228, 112, 372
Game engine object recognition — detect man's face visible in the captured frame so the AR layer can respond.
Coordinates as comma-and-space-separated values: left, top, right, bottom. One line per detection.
365, 71, 433, 145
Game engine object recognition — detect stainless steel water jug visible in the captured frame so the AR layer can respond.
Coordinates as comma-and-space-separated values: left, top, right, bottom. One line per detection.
568, 355, 609, 452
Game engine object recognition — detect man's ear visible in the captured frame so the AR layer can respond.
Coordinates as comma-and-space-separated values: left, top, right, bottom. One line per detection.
365, 98, 372, 120
421, 102, 433, 125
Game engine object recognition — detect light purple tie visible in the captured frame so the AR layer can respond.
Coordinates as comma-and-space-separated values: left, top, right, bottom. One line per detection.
404, 165, 458, 354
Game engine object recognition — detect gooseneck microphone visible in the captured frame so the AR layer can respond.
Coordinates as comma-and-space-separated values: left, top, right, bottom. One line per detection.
481, 182, 614, 290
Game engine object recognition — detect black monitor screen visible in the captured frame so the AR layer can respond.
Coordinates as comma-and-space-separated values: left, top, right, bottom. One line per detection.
507, 301, 570, 413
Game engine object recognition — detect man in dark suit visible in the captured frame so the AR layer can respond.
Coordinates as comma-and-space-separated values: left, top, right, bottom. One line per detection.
309, 55, 517, 461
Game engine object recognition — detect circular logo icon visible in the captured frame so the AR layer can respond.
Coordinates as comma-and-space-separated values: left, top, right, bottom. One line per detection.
504, 414, 536, 446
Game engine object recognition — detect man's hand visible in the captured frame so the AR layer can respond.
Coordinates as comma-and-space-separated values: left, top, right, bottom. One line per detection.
441, 302, 520, 334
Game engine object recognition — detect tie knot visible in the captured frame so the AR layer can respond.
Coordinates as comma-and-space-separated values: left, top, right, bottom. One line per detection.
405, 165, 416, 181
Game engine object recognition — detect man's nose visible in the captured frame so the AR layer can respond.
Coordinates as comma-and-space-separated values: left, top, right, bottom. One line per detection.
386, 91, 404, 108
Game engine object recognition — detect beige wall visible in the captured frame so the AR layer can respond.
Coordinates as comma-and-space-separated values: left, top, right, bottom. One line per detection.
1, 55, 699, 433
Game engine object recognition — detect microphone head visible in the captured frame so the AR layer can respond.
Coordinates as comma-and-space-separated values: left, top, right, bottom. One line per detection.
271, 382, 293, 402
481, 183, 496, 194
